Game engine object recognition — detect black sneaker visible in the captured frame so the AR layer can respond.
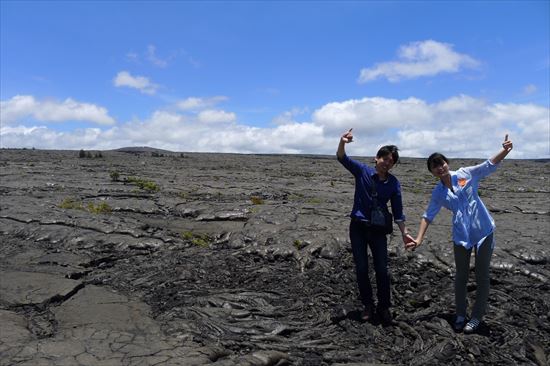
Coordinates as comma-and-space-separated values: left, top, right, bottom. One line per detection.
453, 316, 466, 332
464, 318, 481, 334
379, 308, 392, 325
361, 306, 374, 322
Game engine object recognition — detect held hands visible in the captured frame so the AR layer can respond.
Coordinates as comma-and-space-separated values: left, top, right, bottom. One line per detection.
404, 234, 420, 251
502, 134, 513, 152
403, 233, 418, 250
341, 128, 353, 144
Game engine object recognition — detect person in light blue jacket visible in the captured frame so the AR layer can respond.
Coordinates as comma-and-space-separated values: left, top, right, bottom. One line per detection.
406, 134, 513, 333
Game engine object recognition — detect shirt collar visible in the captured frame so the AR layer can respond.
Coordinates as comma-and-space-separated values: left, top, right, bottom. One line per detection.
370, 171, 389, 183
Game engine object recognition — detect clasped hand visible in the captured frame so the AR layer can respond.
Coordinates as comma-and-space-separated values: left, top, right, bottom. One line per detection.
403, 234, 419, 251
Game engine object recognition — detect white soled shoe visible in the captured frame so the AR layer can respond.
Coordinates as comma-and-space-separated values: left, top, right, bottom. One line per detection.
463, 318, 481, 334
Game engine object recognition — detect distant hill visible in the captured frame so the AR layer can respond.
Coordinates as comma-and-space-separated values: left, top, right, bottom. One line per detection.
113, 146, 175, 154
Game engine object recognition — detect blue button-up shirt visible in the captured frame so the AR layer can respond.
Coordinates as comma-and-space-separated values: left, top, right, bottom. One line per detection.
423, 159, 498, 249
338, 154, 405, 222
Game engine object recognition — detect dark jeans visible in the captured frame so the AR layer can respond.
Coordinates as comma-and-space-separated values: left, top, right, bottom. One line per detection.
349, 219, 391, 310
453, 234, 494, 320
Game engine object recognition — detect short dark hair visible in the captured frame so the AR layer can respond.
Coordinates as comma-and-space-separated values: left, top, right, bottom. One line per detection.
376, 145, 399, 164
427, 152, 449, 171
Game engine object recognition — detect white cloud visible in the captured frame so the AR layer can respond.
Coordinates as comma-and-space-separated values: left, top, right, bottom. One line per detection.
522, 84, 538, 95
126, 52, 140, 63
272, 107, 310, 125
312, 96, 433, 134
0, 95, 116, 125
177, 96, 228, 111
1, 95, 548, 159
358, 40, 480, 83
113, 71, 159, 95
488, 103, 549, 141
147, 45, 168, 68
0, 125, 108, 150
126, 45, 198, 68
198, 109, 236, 124
395, 99, 549, 158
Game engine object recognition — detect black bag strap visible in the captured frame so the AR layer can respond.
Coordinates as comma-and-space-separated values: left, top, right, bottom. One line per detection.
370, 177, 380, 208
370, 176, 390, 210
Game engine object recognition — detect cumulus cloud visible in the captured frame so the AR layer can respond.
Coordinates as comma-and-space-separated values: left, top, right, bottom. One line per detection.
312, 96, 432, 134
272, 107, 310, 125
0, 112, 328, 154
522, 84, 538, 95
113, 71, 159, 95
0, 95, 116, 125
358, 40, 480, 83
198, 110, 236, 124
125, 45, 177, 68
1, 95, 548, 159
177, 96, 228, 111
395, 99, 549, 158
147, 45, 168, 68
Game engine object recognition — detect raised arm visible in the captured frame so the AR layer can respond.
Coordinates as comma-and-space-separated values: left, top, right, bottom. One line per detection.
490, 134, 513, 165
337, 128, 354, 160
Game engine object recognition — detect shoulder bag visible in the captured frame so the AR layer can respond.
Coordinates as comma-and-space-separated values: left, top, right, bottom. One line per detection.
369, 178, 393, 234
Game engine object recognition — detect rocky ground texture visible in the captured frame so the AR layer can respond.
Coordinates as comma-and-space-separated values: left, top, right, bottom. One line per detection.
0, 149, 548, 365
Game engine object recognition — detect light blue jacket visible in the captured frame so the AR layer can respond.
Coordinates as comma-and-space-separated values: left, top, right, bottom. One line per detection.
423, 159, 498, 249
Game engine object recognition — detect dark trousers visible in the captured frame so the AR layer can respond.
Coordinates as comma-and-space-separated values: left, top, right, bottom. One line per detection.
453, 234, 494, 320
349, 219, 391, 310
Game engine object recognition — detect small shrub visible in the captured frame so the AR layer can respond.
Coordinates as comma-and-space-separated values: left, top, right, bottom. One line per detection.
293, 240, 303, 250
141, 180, 160, 192
126, 176, 160, 192
109, 171, 120, 181
59, 198, 111, 214
250, 196, 264, 205
79, 149, 86, 158
181, 231, 194, 240
87, 202, 112, 214
181, 231, 210, 248
59, 198, 84, 210
192, 237, 209, 247
287, 193, 304, 201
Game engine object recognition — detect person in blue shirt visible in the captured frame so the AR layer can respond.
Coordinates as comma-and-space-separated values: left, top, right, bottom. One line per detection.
337, 128, 415, 325
406, 134, 514, 333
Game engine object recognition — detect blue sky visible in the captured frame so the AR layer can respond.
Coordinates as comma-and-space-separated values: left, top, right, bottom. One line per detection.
1, 1, 549, 158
